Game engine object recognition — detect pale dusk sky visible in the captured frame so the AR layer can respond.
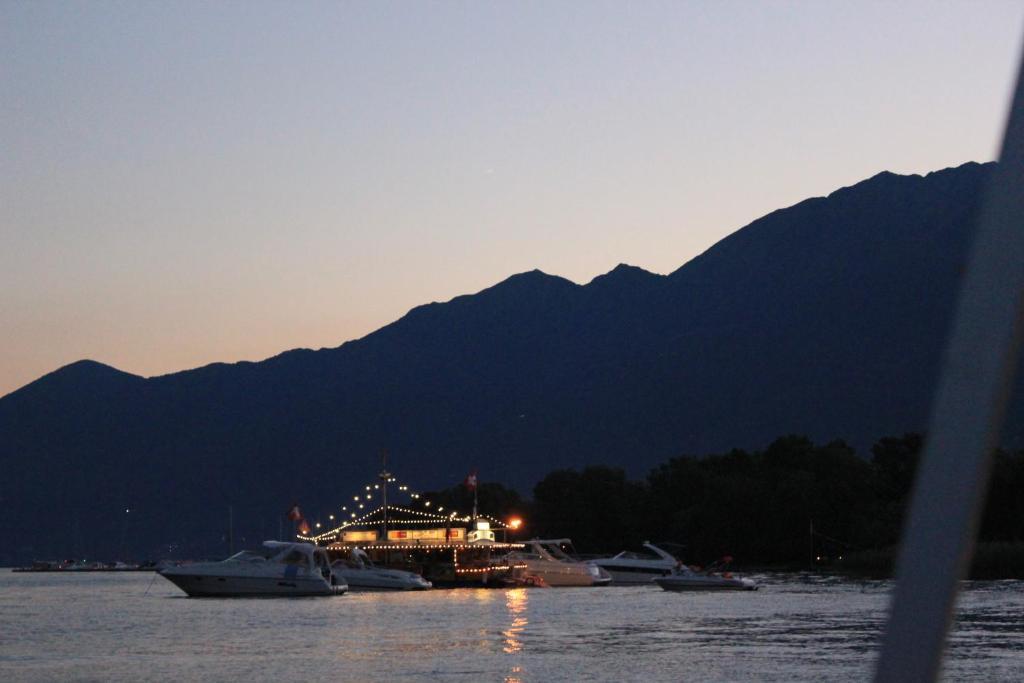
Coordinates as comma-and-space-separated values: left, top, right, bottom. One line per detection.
3, 2, 1023, 396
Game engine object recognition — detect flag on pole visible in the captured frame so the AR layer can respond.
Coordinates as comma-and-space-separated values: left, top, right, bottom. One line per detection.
464, 469, 478, 490
286, 504, 302, 521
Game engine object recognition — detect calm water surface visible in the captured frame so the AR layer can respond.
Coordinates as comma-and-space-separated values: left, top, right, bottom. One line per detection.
2, 570, 1023, 681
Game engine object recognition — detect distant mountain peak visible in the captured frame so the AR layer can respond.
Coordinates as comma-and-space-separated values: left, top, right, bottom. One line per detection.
1, 359, 142, 402
501, 268, 575, 286
470, 269, 578, 300
36, 359, 137, 382
585, 263, 662, 291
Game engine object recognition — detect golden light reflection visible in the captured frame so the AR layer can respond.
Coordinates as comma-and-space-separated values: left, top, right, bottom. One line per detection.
502, 588, 528, 655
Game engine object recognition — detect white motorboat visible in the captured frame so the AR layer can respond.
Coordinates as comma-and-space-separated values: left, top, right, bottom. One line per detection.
507, 539, 612, 587
159, 541, 346, 597
654, 558, 758, 592
588, 542, 681, 584
331, 548, 432, 590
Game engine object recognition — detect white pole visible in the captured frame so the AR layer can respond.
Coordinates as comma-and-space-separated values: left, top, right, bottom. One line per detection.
875, 39, 1024, 683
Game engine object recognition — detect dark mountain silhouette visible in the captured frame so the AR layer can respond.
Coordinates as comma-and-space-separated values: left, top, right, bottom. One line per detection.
2, 160, 1019, 565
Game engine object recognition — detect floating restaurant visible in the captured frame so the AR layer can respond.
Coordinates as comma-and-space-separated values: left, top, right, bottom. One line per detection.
298, 466, 526, 587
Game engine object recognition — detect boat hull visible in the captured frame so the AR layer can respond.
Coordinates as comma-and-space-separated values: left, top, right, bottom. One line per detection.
159, 571, 342, 597
595, 565, 673, 584
334, 569, 432, 591
514, 562, 611, 587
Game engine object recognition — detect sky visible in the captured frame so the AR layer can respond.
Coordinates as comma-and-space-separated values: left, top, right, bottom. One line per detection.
2, 1, 1023, 397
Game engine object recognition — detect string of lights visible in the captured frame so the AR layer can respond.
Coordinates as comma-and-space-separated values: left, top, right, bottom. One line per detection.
299, 470, 517, 544
350, 542, 525, 551
305, 504, 481, 543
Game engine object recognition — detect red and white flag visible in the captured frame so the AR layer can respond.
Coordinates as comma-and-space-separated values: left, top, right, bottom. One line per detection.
286, 504, 302, 521
464, 469, 478, 490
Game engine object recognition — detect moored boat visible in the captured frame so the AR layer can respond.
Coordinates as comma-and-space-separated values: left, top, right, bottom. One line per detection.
331, 548, 432, 590
159, 541, 345, 597
654, 557, 757, 591
588, 542, 681, 584
507, 539, 612, 587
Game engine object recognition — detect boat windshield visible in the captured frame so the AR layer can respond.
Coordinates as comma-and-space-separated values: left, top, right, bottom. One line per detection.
541, 542, 577, 562
508, 551, 545, 561
279, 549, 311, 568
224, 550, 272, 563
614, 550, 661, 561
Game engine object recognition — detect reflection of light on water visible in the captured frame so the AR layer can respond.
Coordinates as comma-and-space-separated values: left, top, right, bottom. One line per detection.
503, 588, 528, 655
504, 665, 522, 683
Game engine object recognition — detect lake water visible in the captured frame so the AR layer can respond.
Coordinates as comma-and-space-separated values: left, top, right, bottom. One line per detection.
2, 570, 1023, 681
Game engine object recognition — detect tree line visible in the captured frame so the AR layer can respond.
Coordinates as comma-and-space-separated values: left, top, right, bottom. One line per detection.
425, 433, 1024, 570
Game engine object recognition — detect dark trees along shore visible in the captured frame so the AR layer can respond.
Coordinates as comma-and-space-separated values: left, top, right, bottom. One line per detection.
430, 433, 1024, 573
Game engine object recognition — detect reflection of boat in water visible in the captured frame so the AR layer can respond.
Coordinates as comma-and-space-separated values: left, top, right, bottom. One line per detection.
331, 548, 432, 590
507, 539, 612, 587
588, 542, 680, 584
654, 556, 758, 591
159, 541, 345, 597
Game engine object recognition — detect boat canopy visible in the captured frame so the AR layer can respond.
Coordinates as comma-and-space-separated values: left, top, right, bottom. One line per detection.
260, 541, 329, 570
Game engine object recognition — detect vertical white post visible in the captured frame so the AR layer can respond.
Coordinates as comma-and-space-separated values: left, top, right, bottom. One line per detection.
875, 39, 1024, 683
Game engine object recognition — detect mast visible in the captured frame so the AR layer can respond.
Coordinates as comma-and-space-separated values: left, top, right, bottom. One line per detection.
379, 449, 391, 556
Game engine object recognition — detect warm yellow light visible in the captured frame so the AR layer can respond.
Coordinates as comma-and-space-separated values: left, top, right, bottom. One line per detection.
508, 518, 523, 530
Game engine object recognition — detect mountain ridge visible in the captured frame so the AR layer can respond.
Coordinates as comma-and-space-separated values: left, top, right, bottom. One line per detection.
4, 162, 978, 400
3, 159, 1016, 565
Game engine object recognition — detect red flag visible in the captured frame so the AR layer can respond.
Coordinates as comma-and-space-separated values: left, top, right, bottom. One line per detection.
286, 504, 302, 521
464, 469, 478, 490
297, 519, 311, 535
